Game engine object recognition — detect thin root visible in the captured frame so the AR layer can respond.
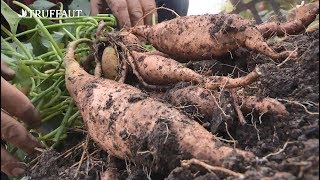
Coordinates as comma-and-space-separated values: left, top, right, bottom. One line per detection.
259, 141, 295, 161
230, 89, 246, 125
181, 158, 244, 178
277, 48, 299, 67
74, 135, 89, 178
278, 98, 319, 115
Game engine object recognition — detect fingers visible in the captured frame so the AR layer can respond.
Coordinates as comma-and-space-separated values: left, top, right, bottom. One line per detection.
1, 77, 41, 128
1, 59, 15, 81
126, 0, 144, 26
90, 0, 101, 16
1, 145, 27, 177
106, 0, 132, 28
139, 0, 157, 25
1, 110, 43, 155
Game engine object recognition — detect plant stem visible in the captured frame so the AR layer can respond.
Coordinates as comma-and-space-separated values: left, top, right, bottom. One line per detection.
52, 101, 74, 146
31, 76, 64, 103
3, 22, 95, 41
41, 110, 63, 123
1, 50, 27, 60
43, 88, 62, 108
58, 3, 76, 41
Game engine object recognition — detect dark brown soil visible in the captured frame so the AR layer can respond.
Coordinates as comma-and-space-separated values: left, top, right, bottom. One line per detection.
26, 29, 319, 180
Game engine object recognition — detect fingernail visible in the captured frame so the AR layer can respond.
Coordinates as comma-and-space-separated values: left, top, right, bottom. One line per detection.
12, 167, 26, 177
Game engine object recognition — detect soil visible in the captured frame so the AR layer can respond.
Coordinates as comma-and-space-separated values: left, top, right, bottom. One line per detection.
25, 30, 319, 180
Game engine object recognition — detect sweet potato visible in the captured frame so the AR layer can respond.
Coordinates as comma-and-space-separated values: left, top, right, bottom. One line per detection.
130, 51, 260, 90
64, 39, 255, 173
258, 1, 319, 38
165, 85, 289, 124
164, 84, 234, 121
131, 14, 297, 62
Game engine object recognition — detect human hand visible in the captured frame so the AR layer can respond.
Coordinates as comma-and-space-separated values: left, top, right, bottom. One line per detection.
1, 59, 43, 177
90, 0, 157, 28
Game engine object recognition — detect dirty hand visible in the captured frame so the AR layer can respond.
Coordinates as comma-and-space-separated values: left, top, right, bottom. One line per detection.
90, 0, 157, 28
1, 60, 43, 177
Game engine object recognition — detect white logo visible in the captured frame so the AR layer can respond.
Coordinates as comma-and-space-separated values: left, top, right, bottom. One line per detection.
18, 9, 83, 18
18, 9, 28, 17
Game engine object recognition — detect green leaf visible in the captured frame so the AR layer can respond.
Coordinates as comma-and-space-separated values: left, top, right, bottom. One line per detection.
40, 31, 65, 48
19, 18, 54, 32
1, 0, 22, 35
29, 32, 49, 56
4, 42, 33, 58
12, 61, 33, 87
68, 0, 90, 16
1, 53, 17, 62
30, 0, 57, 10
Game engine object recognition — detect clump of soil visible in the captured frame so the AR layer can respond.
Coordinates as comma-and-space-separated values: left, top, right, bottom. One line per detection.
230, 29, 319, 179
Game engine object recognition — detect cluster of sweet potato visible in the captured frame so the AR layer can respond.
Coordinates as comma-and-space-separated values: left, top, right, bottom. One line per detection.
64, 2, 318, 178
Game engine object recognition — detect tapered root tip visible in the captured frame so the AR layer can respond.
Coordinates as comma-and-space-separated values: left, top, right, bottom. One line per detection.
64, 38, 93, 66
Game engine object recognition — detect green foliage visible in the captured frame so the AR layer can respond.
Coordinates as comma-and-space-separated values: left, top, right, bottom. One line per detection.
1, 0, 117, 165
1, 0, 21, 34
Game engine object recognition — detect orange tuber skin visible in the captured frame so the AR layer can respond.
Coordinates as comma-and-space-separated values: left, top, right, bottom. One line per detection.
131, 14, 297, 62
166, 85, 289, 121
64, 39, 255, 173
258, 1, 319, 38
130, 51, 261, 90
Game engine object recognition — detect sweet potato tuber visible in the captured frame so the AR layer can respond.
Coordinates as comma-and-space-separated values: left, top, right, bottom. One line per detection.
165, 85, 289, 124
130, 51, 261, 90
258, 1, 319, 38
64, 39, 255, 173
131, 14, 297, 62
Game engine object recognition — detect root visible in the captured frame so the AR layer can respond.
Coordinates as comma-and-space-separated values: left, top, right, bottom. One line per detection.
277, 48, 299, 67
224, 122, 237, 149
230, 89, 246, 125
246, 109, 261, 141
96, 20, 106, 37
74, 135, 89, 178
278, 98, 319, 115
118, 52, 128, 83
131, 6, 180, 29
258, 141, 295, 162
204, 67, 261, 90
181, 158, 244, 178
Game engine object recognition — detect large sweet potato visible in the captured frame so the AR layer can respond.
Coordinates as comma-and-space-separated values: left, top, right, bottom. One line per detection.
131, 14, 297, 62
